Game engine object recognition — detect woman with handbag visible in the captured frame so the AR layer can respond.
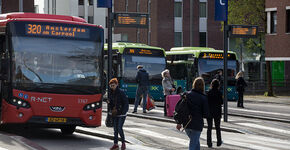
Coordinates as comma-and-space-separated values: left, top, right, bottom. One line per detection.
108, 78, 129, 150
161, 69, 175, 116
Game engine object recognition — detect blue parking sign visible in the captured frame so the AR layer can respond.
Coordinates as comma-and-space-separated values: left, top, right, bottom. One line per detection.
215, 0, 228, 21
97, 0, 112, 8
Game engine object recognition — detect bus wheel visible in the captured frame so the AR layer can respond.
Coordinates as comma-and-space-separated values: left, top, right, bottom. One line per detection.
60, 126, 76, 135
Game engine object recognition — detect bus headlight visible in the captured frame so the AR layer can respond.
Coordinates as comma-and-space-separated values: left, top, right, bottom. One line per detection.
11, 97, 31, 109
83, 101, 102, 111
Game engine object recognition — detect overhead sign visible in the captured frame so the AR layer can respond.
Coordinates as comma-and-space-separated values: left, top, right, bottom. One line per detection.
97, 0, 112, 8
25, 23, 90, 39
215, 0, 228, 21
229, 25, 258, 38
199, 52, 236, 60
114, 13, 149, 28
124, 48, 164, 57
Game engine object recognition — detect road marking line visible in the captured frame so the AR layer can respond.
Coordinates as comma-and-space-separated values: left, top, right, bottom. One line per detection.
236, 123, 290, 135
124, 127, 189, 146
229, 108, 290, 117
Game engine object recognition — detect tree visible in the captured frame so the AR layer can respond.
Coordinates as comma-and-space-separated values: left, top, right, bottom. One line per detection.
228, 0, 273, 96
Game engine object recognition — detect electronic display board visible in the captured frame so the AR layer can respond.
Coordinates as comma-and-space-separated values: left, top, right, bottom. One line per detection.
25, 23, 90, 38
124, 48, 164, 57
229, 25, 258, 38
199, 52, 236, 60
9, 21, 102, 41
114, 13, 149, 28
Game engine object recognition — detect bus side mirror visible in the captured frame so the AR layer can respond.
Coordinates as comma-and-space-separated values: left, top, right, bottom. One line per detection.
0, 58, 9, 80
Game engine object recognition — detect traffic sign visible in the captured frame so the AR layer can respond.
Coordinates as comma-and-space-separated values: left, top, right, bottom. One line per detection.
114, 13, 149, 28
229, 25, 258, 38
215, 0, 228, 21
97, 0, 112, 8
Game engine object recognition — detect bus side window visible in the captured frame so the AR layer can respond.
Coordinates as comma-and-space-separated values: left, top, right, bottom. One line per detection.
0, 35, 8, 80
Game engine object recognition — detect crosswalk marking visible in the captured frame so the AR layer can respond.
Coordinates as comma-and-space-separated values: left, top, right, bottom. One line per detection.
124, 127, 189, 146
229, 107, 290, 117
236, 123, 290, 135
218, 132, 290, 150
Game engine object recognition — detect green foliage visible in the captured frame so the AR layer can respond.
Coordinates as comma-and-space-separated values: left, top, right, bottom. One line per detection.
228, 0, 266, 29
264, 91, 275, 97
228, 0, 266, 60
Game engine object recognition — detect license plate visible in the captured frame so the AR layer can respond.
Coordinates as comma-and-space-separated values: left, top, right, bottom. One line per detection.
47, 117, 67, 123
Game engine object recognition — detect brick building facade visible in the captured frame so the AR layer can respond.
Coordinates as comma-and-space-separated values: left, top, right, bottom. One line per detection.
1, 0, 34, 13
114, 0, 223, 51
265, 0, 290, 83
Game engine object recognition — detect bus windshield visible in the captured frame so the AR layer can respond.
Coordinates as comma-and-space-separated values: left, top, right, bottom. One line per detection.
123, 55, 165, 82
12, 36, 102, 94
198, 58, 237, 83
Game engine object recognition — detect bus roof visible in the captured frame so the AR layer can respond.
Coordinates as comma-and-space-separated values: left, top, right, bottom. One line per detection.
0, 12, 86, 23
0, 13, 103, 29
104, 42, 165, 53
170, 47, 215, 51
166, 47, 237, 59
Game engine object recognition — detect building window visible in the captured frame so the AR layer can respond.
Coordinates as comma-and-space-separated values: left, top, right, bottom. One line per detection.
88, 16, 94, 24
199, 32, 207, 47
174, 32, 182, 47
121, 34, 128, 42
89, 0, 93, 5
34, 5, 39, 13
199, 2, 207, 18
287, 9, 290, 33
270, 11, 277, 33
79, 16, 84, 19
79, 0, 84, 5
174, 2, 182, 17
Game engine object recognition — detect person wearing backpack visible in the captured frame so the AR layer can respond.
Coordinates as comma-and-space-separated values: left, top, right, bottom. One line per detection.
176, 77, 209, 150
206, 79, 223, 148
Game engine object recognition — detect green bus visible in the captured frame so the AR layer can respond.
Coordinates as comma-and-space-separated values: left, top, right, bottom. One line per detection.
166, 47, 239, 100
104, 42, 166, 101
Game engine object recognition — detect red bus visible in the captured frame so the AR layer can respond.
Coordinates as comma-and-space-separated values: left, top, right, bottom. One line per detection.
0, 13, 104, 134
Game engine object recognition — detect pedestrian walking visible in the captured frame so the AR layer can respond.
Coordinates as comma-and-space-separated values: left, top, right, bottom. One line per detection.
176, 77, 209, 150
108, 78, 129, 150
161, 69, 175, 116
235, 71, 247, 108
214, 70, 223, 89
206, 79, 223, 148
132, 65, 149, 113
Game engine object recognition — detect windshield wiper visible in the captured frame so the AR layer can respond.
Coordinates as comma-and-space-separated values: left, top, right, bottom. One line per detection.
23, 60, 43, 83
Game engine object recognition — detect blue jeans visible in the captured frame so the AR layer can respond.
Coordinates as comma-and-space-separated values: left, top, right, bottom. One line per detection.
113, 116, 126, 144
185, 129, 201, 150
134, 86, 148, 112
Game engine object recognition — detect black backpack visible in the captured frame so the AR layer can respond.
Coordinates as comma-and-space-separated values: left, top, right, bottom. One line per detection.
173, 92, 192, 127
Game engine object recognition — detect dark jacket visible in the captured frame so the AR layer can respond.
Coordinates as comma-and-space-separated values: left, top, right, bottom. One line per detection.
214, 74, 223, 87
186, 89, 209, 131
236, 77, 247, 93
207, 88, 223, 118
136, 68, 149, 86
108, 87, 129, 116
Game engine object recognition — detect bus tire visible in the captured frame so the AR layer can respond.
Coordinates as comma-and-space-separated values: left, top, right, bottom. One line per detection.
60, 126, 76, 135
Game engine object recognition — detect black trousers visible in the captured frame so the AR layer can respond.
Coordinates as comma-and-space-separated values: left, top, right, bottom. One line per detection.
207, 117, 222, 145
237, 92, 244, 107
164, 95, 167, 116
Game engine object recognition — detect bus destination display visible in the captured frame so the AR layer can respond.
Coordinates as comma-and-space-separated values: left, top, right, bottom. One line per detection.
114, 13, 149, 28
200, 52, 236, 60
25, 24, 90, 38
229, 25, 258, 38
124, 48, 164, 57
